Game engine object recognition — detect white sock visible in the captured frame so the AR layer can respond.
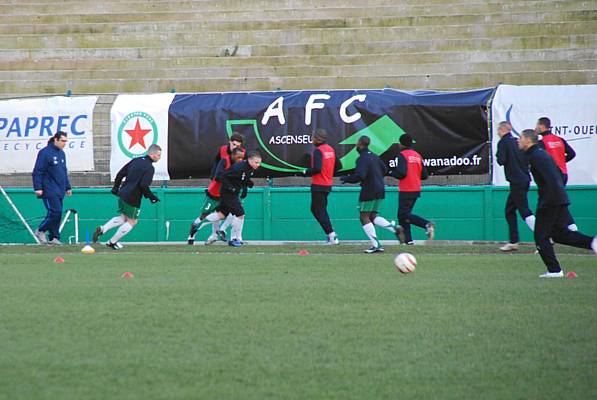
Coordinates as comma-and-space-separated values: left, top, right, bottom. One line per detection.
362, 223, 379, 247
525, 215, 536, 231
328, 231, 337, 239
567, 224, 578, 232
193, 216, 202, 226
198, 212, 222, 230
220, 213, 235, 232
110, 222, 133, 243
591, 237, 597, 256
211, 220, 221, 236
231, 217, 245, 241
102, 216, 125, 233
373, 216, 395, 232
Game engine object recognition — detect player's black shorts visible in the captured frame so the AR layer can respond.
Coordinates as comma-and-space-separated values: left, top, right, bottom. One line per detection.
217, 188, 245, 217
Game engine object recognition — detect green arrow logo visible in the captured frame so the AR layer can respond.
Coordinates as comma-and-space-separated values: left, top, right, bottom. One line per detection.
339, 115, 406, 171
225, 119, 304, 173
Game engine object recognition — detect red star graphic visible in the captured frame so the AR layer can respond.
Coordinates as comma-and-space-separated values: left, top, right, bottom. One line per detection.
125, 118, 152, 149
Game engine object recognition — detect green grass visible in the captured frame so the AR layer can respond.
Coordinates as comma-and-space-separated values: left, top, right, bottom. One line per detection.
0, 244, 596, 400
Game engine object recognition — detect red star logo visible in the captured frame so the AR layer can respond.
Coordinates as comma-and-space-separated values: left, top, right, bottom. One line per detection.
125, 118, 152, 149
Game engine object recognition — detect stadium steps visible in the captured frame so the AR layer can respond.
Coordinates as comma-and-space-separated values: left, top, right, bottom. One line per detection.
0, 0, 595, 94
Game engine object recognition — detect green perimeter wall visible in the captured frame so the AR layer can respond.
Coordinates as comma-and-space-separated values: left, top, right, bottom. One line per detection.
2, 186, 596, 244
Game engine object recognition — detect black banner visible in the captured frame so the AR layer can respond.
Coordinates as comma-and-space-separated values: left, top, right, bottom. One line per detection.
167, 88, 494, 179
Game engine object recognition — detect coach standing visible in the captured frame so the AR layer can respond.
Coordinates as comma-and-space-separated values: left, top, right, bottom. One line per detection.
389, 133, 434, 244
495, 121, 535, 251
518, 129, 596, 277
32, 131, 72, 245
302, 129, 341, 245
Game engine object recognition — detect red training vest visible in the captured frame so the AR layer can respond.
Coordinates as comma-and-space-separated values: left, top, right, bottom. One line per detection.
398, 149, 423, 192
541, 134, 567, 174
207, 145, 245, 197
311, 143, 336, 187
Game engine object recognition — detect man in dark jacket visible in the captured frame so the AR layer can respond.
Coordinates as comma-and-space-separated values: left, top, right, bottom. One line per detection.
496, 121, 535, 251
518, 129, 596, 277
302, 128, 342, 245
93, 144, 162, 250
536, 117, 577, 231
32, 131, 72, 245
340, 135, 403, 253
389, 134, 433, 245
195, 151, 261, 247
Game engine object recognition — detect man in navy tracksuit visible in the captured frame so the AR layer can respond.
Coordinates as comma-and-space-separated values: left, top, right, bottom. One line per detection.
495, 121, 535, 251
518, 129, 597, 277
32, 131, 72, 245
340, 135, 403, 253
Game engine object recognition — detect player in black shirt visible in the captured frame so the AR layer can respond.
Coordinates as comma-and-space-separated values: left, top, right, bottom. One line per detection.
93, 144, 162, 250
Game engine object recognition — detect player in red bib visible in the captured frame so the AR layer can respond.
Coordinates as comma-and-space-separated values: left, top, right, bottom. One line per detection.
389, 134, 435, 244
187, 132, 245, 245
302, 129, 342, 244
536, 117, 577, 231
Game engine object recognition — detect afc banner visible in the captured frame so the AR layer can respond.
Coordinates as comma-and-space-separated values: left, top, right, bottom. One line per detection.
0, 96, 97, 173
491, 85, 597, 186
110, 88, 494, 180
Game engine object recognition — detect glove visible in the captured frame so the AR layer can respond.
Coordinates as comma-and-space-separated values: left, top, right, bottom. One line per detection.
111, 186, 119, 196
246, 180, 254, 189
150, 196, 160, 204
240, 187, 248, 199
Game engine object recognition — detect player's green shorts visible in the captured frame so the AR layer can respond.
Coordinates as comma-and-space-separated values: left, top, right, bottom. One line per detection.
118, 198, 141, 219
358, 199, 382, 213
201, 194, 220, 214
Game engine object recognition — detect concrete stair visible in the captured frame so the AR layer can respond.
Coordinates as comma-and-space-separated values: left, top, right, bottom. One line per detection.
0, 0, 595, 94
1, 0, 596, 186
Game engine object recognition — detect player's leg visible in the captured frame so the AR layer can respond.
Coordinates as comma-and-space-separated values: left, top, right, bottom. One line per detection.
106, 199, 140, 250
216, 213, 235, 242
188, 194, 219, 244
227, 196, 245, 247
360, 201, 382, 253
550, 206, 595, 252
94, 204, 125, 243
311, 191, 338, 244
45, 196, 64, 244
397, 195, 415, 244
501, 190, 519, 250
511, 183, 535, 231
401, 197, 432, 239
534, 207, 563, 276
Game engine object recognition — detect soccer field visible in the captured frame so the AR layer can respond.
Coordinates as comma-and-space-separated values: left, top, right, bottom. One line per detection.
1, 244, 596, 399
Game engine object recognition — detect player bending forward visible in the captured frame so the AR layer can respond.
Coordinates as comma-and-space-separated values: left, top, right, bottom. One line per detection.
188, 147, 245, 245
93, 145, 162, 249
194, 151, 261, 247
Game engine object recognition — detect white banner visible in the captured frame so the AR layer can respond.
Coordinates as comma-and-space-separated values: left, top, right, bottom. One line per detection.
491, 84, 597, 186
110, 93, 174, 181
0, 96, 97, 173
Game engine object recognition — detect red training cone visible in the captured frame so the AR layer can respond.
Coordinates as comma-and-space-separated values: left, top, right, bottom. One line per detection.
121, 271, 134, 279
566, 271, 578, 279
54, 257, 65, 263
298, 250, 310, 256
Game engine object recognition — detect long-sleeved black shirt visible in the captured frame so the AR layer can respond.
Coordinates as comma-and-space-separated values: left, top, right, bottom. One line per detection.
218, 160, 255, 194
113, 156, 158, 207
496, 132, 531, 184
341, 149, 387, 201
525, 144, 569, 209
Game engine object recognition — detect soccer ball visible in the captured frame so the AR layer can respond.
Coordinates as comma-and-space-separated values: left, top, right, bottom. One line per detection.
394, 253, 416, 274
